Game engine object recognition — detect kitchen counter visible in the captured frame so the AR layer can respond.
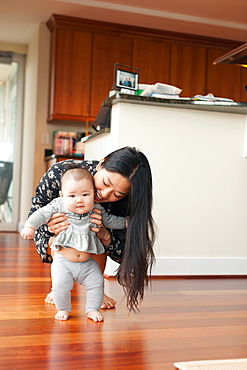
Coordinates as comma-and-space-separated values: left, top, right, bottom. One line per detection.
44, 154, 84, 170
84, 93, 247, 277
83, 94, 247, 142
105, 93, 247, 114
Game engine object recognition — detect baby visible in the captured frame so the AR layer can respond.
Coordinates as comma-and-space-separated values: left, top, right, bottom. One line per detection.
20, 167, 126, 322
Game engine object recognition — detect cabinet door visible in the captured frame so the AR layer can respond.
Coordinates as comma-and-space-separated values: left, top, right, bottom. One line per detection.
90, 33, 132, 117
240, 67, 247, 102
206, 48, 242, 101
170, 43, 207, 97
48, 28, 92, 122
132, 38, 170, 85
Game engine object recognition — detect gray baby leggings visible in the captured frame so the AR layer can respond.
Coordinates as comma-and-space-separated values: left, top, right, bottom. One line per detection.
51, 253, 104, 313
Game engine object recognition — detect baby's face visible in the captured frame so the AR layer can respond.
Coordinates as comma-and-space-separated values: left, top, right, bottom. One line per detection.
61, 178, 95, 214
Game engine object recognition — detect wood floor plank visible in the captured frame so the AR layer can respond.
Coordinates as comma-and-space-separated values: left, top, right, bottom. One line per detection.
0, 232, 247, 369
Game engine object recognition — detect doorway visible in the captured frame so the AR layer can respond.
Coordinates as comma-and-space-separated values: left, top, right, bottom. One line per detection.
0, 52, 25, 231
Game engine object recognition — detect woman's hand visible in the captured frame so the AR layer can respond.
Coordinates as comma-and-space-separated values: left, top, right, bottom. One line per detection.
90, 207, 111, 247
47, 212, 70, 235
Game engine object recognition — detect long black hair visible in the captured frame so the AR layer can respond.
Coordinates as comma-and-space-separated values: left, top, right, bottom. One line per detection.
101, 147, 156, 312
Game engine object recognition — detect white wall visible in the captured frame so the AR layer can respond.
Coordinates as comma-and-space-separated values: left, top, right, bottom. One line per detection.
85, 101, 247, 275
19, 23, 53, 227
19, 23, 93, 227
0, 42, 27, 54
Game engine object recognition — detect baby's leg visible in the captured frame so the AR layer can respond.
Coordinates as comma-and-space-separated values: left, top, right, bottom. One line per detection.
79, 258, 104, 322
51, 253, 74, 321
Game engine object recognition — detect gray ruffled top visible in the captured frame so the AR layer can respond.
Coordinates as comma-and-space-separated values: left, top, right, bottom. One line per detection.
25, 197, 125, 255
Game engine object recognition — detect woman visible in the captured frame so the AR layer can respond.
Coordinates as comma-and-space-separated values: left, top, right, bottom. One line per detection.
30, 146, 155, 312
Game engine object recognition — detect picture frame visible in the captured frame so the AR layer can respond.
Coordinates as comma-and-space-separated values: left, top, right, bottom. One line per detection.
114, 63, 139, 91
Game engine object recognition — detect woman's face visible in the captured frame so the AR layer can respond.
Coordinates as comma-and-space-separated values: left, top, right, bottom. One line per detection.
93, 167, 130, 203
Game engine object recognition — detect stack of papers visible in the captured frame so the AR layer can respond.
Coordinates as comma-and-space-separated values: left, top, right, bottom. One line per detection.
140, 83, 182, 98
191, 93, 233, 102
152, 93, 180, 99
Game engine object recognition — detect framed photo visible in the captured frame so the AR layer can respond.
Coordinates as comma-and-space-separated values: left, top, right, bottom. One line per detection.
114, 63, 139, 91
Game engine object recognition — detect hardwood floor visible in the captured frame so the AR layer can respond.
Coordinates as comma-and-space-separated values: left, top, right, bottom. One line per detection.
0, 232, 247, 369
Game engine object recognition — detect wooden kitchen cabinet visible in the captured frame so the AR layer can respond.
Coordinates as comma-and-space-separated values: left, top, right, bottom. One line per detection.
240, 67, 247, 102
206, 47, 242, 101
46, 14, 243, 124
170, 43, 207, 97
47, 26, 92, 122
90, 33, 132, 117
132, 38, 170, 85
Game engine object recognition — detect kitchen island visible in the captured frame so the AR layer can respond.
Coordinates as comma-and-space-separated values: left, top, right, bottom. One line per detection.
85, 94, 247, 276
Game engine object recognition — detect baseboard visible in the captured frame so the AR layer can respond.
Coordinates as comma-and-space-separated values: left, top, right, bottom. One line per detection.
104, 257, 247, 278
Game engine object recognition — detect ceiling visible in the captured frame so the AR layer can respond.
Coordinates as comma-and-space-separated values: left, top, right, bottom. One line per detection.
0, 0, 247, 45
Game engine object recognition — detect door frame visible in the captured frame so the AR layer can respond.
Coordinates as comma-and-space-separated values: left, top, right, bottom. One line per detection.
0, 52, 25, 231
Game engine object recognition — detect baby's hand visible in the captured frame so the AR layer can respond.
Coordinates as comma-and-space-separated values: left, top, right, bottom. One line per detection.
20, 226, 35, 240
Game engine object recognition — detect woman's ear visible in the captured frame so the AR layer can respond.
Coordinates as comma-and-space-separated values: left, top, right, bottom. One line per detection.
96, 159, 105, 171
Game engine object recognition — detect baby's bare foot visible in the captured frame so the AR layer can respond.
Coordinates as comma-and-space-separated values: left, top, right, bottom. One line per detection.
87, 310, 104, 322
45, 290, 55, 304
101, 293, 116, 309
55, 310, 70, 321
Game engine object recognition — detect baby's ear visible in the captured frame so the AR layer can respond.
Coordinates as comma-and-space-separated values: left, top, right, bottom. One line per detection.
59, 190, 62, 197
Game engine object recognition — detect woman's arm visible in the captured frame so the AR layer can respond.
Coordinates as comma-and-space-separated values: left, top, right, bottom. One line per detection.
95, 226, 126, 264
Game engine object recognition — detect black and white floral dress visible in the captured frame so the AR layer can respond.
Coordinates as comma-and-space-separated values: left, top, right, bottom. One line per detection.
29, 159, 128, 264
